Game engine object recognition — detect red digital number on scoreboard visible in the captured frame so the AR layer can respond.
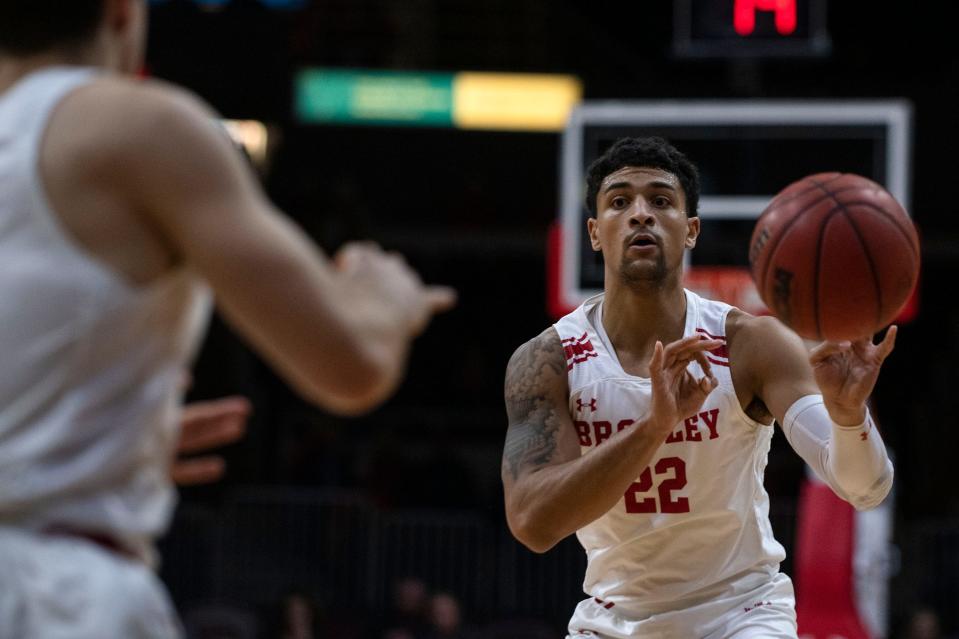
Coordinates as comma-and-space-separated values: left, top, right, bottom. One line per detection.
734, 0, 798, 36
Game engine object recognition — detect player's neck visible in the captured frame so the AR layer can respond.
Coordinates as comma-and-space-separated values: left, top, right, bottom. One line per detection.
602, 279, 688, 355
0, 44, 111, 94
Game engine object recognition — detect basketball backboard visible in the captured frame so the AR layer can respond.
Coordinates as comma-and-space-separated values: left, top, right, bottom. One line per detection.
551, 100, 913, 319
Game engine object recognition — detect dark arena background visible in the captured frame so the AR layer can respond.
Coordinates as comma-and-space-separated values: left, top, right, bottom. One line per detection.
146, 2, 959, 637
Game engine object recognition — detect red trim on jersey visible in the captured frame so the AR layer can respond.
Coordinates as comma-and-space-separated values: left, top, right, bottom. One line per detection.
695, 327, 726, 341
696, 328, 730, 359
706, 356, 730, 367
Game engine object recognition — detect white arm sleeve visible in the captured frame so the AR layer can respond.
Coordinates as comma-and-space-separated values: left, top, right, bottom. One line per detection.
781, 394, 893, 511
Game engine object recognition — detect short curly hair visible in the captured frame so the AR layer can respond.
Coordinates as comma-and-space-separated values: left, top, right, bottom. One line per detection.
0, 1, 105, 56
585, 137, 700, 218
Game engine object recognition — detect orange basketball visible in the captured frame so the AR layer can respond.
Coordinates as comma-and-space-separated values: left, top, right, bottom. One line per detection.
748, 173, 920, 341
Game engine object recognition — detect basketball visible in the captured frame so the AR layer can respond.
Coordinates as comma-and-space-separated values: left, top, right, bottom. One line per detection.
748, 173, 920, 341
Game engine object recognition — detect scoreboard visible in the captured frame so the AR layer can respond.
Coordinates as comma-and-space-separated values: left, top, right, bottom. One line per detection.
553, 101, 912, 316
674, 0, 831, 58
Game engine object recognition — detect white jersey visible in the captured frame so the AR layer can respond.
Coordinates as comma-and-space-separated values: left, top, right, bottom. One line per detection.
0, 67, 212, 564
554, 289, 786, 617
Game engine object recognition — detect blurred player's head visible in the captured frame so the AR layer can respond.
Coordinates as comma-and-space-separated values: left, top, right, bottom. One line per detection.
0, 0, 147, 74
585, 137, 701, 289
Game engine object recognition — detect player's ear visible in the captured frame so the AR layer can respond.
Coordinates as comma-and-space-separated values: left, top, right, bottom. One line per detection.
587, 217, 602, 251
684, 216, 700, 249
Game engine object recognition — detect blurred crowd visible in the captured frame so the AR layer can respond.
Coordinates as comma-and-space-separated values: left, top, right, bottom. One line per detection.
904, 607, 958, 639
180, 576, 556, 639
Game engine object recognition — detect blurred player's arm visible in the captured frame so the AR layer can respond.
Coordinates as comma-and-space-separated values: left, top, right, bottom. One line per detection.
732, 314, 894, 510
77, 80, 454, 416
502, 329, 719, 553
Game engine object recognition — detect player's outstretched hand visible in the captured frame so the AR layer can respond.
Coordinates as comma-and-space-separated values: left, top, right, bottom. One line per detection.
172, 396, 251, 486
648, 335, 721, 430
334, 242, 457, 337
810, 326, 897, 426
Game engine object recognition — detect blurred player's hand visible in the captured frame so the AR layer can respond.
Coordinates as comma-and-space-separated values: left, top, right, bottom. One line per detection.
648, 336, 721, 429
333, 242, 457, 337
810, 326, 897, 426
172, 396, 251, 486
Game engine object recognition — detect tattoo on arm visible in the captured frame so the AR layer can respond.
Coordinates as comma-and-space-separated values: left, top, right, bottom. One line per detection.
503, 330, 568, 481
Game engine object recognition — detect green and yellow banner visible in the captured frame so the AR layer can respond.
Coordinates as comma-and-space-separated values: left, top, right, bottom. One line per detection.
295, 68, 582, 132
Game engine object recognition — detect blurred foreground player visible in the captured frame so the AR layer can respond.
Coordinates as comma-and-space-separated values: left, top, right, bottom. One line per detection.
501, 137, 894, 638
0, 1, 454, 636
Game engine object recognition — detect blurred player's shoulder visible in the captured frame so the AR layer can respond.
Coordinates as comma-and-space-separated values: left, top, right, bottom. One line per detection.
37, 74, 232, 284
42, 72, 250, 240
45, 75, 221, 166
68, 74, 214, 117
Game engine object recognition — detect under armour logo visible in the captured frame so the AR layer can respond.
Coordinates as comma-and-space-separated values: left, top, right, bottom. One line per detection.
860, 432, 868, 441
576, 398, 598, 412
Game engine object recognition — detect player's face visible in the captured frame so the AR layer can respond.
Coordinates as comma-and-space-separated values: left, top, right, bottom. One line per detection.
587, 166, 699, 287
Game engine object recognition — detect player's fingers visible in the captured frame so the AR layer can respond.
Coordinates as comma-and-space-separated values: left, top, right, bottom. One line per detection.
650, 340, 665, 374
662, 336, 717, 367
171, 456, 226, 486
664, 355, 701, 382
809, 340, 851, 365
333, 241, 381, 270
179, 397, 250, 454
692, 349, 714, 381
180, 395, 251, 426
425, 286, 458, 314
677, 337, 723, 356
660, 335, 701, 363
340, 240, 382, 254
662, 334, 702, 353
666, 338, 723, 368
386, 249, 409, 263
178, 417, 246, 455
876, 325, 897, 361
699, 372, 718, 394
665, 340, 714, 369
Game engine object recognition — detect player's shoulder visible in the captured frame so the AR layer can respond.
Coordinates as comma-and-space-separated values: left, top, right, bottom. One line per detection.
62, 75, 210, 121
44, 75, 239, 201
505, 327, 567, 394
507, 327, 564, 372
726, 309, 805, 357
51, 76, 219, 161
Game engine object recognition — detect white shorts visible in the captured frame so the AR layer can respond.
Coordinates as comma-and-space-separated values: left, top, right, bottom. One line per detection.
0, 526, 182, 639
567, 573, 797, 639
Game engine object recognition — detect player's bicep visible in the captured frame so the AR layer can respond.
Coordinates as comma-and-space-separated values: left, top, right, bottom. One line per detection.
101, 85, 381, 408
112, 85, 280, 263
746, 316, 820, 423
502, 329, 580, 488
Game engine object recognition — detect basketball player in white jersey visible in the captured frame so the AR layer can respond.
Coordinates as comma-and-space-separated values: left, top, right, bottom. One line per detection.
502, 137, 894, 638
0, 1, 454, 636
